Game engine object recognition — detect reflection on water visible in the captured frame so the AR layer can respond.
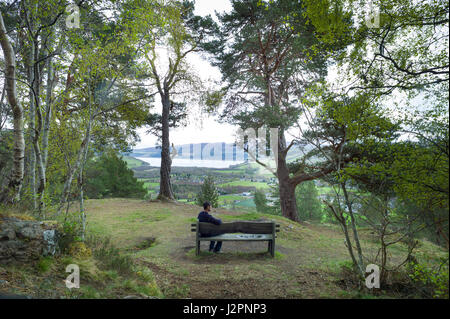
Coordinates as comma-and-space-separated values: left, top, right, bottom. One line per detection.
136, 157, 245, 168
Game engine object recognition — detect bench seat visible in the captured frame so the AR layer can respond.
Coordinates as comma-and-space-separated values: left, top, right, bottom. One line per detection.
191, 221, 280, 257
200, 233, 273, 241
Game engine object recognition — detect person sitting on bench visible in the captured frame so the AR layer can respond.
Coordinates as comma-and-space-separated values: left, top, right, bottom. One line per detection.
198, 201, 223, 253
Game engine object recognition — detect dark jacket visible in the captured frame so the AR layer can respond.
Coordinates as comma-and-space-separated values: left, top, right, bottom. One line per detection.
197, 211, 222, 225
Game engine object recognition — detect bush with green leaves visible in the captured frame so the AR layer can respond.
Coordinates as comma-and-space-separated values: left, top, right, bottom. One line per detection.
196, 175, 219, 208
408, 258, 449, 299
57, 210, 85, 253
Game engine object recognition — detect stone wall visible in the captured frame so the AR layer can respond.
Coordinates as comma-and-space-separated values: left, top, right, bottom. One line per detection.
0, 217, 59, 264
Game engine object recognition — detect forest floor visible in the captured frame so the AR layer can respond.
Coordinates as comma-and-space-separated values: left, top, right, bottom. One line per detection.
0, 198, 447, 299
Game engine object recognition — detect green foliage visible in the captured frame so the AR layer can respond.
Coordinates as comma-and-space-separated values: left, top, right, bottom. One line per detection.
196, 175, 219, 208
254, 189, 271, 214
408, 258, 449, 299
295, 181, 323, 221
0, 130, 13, 188
199, 0, 328, 129
36, 256, 54, 273
84, 152, 147, 199
265, 185, 282, 216
57, 210, 85, 253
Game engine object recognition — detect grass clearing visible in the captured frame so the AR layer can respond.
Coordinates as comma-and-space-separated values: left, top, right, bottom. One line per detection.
80, 199, 446, 298
2, 198, 445, 299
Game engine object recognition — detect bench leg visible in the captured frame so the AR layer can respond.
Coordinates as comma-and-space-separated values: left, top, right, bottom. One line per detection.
268, 240, 275, 257
196, 240, 200, 256
270, 240, 275, 258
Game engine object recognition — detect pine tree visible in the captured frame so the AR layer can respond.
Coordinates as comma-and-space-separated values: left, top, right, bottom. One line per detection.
196, 175, 219, 208
254, 189, 269, 214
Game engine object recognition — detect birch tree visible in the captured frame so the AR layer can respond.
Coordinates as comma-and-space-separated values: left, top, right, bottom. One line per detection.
0, 11, 25, 204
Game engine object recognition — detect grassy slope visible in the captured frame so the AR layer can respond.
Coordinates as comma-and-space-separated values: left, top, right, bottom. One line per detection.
123, 156, 148, 168
84, 198, 446, 299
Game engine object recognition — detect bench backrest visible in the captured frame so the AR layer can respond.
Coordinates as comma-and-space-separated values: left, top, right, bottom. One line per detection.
197, 221, 275, 236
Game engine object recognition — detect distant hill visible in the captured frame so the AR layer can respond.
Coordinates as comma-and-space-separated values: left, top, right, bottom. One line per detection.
128, 143, 247, 161
127, 142, 314, 162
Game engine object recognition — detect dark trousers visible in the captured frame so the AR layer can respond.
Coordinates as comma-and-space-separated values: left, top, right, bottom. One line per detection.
209, 241, 222, 252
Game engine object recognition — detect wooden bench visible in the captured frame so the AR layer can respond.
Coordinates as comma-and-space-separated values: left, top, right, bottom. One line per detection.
191, 221, 280, 257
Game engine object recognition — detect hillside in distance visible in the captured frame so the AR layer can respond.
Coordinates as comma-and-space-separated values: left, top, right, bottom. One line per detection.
127, 142, 312, 162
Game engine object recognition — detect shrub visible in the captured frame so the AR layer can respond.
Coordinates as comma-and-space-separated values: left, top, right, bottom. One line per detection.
85, 152, 147, 199
87, 236, 133, 274
408, 258, 449, 299
57, 211, 84, 253
68, 242, 92, 259
36, 256, 54, 273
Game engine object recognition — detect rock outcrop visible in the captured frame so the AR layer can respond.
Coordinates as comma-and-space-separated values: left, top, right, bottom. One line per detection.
0, 217, 59, 264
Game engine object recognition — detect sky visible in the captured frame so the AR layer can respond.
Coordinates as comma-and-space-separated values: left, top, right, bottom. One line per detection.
134, 0, 234, 149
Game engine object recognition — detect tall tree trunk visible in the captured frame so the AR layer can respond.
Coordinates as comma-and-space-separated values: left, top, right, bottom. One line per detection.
31, 39, 46, 216
266, 76, 300, 221
278, 178, 299, 222
277, 132, 299, 221
78, 128, 90, 242
42, 44, 53, 169
0, 13, 25, 203
158, 90, 174, 200
28, 37, 37, 210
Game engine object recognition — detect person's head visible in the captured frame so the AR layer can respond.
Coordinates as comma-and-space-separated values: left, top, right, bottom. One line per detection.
203, 201, 211, 212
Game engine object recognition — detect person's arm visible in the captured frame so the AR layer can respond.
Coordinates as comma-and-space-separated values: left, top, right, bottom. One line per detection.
208, 213, 222, 225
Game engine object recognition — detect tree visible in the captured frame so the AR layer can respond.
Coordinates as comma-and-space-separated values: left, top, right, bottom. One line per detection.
298, 90, 399, 279
302, 0, 449, 95
122, 0, 205, 201
52, 2, 152, 216
18, 0, 68, 213
199, 0, 335, 222
0, 10, 24, 204
84, 152, 146, 199
196, 175, 219, 208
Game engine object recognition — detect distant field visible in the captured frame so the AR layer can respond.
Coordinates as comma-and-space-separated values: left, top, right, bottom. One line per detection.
217, 169, 244, 174
219, 181, 270, 189
143, 182, 159, 188
235, 198, 256, 208
218, 194, 246, 205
